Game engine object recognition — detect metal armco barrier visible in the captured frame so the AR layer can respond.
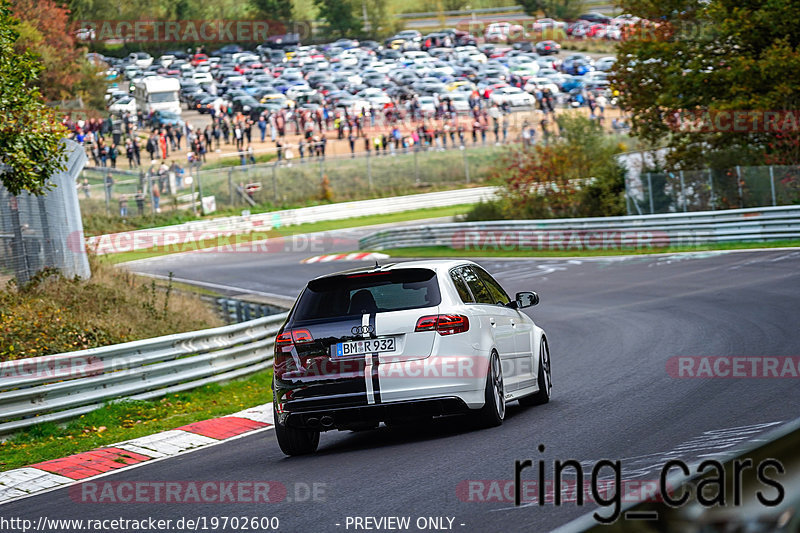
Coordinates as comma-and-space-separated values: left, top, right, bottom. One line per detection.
204, 296, 288, 324
358, 206, 800, 251
0, 313, 287, 435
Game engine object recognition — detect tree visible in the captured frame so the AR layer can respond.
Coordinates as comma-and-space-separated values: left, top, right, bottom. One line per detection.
314, 0, 362, 38
488, 114, 624, 219
11, 0, 85, 102
0, 0, 67, 196
250, 0, 293, 23
613, 0, 800, 168
516, 0, 584, 19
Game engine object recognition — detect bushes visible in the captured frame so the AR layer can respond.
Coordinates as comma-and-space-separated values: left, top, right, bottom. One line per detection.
466, 113, 627, 221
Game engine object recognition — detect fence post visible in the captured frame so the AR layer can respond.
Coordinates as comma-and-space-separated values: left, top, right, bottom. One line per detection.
272, 162, 278, 202
769, 166, 776, 206
647, 172, 655, 214
196, 163, 204, 213
104, 173, 111, 215
736, 165, 743, 207
36, 196, 55, 267
414, 147, 420, 182
190, 173, 198, 216
366, 150, 373, 190
708, 168, 715, 210
147, 171, 155, 216
679, 170, 687, 212
462, 146, 470, 184
8, 196, 30, 284
228, 168, 234, 206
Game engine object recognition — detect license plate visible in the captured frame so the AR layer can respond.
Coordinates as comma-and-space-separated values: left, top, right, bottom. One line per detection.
334, 337, 395, 358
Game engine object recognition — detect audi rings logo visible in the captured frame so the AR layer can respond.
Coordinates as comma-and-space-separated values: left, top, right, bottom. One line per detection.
351, 325, 375, 335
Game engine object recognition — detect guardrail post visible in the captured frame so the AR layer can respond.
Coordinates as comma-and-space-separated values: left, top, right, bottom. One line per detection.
647, 173, 655, 214
736, 165, 743, 207
462, 146, 470, 184
708, 168, 715, 210
769, 166, 777, 206
679, 170, 687, 212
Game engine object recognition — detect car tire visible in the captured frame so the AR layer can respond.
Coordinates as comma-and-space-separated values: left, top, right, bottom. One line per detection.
477, 351, 505, 427
520, 337, 551, 407
274, 417, 320, 456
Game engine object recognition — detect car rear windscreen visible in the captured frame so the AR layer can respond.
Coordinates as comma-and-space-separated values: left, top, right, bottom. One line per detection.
293, 268, 440, 321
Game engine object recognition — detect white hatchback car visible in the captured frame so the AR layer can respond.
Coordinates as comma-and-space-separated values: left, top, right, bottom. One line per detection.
272, 260, 552, 455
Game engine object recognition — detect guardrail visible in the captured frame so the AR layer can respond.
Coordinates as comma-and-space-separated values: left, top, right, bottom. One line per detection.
88, 186, 500, 255
0, 313, 287, 435
204, 296, 289, 324
358, 205, 800, 251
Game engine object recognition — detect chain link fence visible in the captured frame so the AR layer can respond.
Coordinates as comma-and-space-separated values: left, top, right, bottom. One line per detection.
0, 140, 90, 285
626, 165, 800, 215
77, 142, 510, 218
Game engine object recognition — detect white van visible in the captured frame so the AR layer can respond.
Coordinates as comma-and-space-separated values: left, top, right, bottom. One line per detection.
133, 76, 181, 115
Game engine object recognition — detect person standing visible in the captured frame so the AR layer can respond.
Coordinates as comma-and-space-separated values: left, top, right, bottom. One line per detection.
132, 138, 141, 167
258, 115, 267, 143
118, 194, 128, 217
152, 184, 161, 213
109, 144, 118, 168
126, 140, 135, 168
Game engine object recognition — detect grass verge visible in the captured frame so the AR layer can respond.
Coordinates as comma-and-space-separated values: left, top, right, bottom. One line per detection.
102, 204, 472, 264
0, 257, 222, 360
0, 370, 273, 472
375, 240, 800, 258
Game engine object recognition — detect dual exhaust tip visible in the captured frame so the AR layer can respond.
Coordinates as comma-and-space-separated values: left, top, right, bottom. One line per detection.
306, 416, 334, 428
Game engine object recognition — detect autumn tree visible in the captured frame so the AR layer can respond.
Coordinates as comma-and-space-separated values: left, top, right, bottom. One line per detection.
483, 114, 625, 220
0, 0, 67, 196
613, 0, 800, 167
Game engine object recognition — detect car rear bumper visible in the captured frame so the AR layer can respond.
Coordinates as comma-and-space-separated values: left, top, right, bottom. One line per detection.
279, 397, 471, 431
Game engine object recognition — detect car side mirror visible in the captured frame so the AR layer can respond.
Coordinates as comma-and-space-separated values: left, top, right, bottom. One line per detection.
513, 291, 539, 309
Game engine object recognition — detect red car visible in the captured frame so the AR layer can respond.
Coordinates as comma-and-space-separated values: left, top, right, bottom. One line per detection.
191, 53, 208, 66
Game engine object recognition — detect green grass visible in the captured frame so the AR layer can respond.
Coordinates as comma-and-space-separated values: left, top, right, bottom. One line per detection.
199, 153, 277, 170
102, 204, 472, 264
0, 370, 273, 472
375, 240, 800, 258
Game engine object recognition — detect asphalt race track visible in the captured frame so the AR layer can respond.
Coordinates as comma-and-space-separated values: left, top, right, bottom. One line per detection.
4, 225, 800, 532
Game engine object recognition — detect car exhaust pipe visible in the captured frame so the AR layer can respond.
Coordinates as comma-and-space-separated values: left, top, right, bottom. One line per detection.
320, 416, 334, 428
306, 417, 320, 428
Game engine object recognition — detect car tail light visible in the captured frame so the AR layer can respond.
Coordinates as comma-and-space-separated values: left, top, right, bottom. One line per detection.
275, 329, 314, 353
415, 314, 469, 335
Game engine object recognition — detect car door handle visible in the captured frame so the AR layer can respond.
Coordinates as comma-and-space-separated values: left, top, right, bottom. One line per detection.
510, 320, 516, 327
490, 318, 496, 327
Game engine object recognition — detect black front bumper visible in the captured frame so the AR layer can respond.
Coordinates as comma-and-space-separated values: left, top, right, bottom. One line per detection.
279, 397, 470, 431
